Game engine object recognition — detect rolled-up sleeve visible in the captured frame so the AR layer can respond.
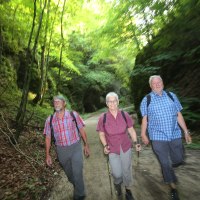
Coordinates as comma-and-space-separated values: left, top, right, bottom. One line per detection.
124, 112, 134, 128
171, 92, 183, 112
43, 116, 51, 137
96, 114, 104, 132
140, 97, 147, 117
73, 111, 85, 129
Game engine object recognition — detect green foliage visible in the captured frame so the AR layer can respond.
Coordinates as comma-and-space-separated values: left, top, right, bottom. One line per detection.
185, 143, 200, 150
180, 97, 200, 129
85, 71, 114, 89
0, 56, 18, 90
1, 0, 199, 126
148, 51, 183, 62
130, 0, 200, 131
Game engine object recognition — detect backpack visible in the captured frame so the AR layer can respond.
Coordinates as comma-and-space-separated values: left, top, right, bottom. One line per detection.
103, 110, 128, 129
49, 111, 79, 144
146, 91, 174, 108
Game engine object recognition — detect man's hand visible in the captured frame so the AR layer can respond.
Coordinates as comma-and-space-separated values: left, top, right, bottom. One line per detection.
46, 154, 53, 167
185, 132, 192, 144
141, 134, 149, 145
84, 144, 90, 158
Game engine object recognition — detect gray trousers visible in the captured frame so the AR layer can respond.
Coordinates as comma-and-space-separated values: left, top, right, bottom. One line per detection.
56, 141, 85, 198
109, 147, 133, 187
152, 138, 184, 183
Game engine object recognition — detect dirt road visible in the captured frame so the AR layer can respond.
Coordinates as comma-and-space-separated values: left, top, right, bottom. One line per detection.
48, 114, 200, 200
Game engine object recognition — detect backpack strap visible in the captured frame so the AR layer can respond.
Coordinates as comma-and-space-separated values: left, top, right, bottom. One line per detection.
103, 111, 127, 127
103, 112, 107, 133
70, 111, 80, 134
121, 110, 128, 128
103, 112, 107, 125
166, 91, 174, 102
146, 91, 174, 108
50, 114, 55, 144
146, 94, 151, 108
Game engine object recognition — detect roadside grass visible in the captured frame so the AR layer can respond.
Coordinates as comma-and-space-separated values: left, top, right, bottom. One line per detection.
184, 134, 200, 150
81, 107, 107, 119
1, 87, 199, 150
185, 143, 200, 149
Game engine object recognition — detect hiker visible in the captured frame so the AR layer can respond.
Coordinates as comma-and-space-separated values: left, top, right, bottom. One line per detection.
96, 92, 141, 200
140, 75, 192, 200
43, 95, 90, 200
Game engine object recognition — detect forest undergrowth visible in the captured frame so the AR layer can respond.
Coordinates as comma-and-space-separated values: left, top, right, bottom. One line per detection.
0, 93, 199, 200
0, 110, 62, 200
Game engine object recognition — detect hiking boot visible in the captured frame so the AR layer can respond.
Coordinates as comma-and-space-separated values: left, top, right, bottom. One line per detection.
172, 161, 185, 168
114, 183, 122, 196
171, 189, 180, 200
125, 189, 135, 200
73, 196, 85, 200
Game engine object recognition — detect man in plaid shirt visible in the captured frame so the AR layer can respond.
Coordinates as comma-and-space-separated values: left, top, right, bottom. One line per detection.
140, 75, 192, 200
43, 95, 90, 200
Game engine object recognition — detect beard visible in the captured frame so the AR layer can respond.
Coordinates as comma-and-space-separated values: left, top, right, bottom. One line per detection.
55, 107, 62, 112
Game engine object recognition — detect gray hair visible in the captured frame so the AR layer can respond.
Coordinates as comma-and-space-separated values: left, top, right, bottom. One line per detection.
106, 92, 119, 102
53, 94, 66, 102
149, 75, 163, 86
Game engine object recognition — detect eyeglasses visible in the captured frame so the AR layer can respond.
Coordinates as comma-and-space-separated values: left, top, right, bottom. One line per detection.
107, 100, 118, 104
54, 100, 63, 104
152, 81, 162, 86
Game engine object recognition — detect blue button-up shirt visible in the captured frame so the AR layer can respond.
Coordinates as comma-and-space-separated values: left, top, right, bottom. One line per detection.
140, 91, 183, 141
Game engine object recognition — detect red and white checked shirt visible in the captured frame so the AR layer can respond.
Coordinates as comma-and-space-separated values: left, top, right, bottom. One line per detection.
43, 110, 85, 146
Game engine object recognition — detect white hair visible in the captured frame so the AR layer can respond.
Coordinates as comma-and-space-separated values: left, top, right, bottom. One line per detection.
149, 75, 163, 86
106, 92, 119, 102
53, 94, 66, 102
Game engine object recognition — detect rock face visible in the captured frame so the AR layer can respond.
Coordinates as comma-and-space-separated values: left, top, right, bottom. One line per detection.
130, 1, 200, 130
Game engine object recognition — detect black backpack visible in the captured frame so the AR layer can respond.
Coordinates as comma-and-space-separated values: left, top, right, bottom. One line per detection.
49, 111, 79, 144
103, 110, 128, 130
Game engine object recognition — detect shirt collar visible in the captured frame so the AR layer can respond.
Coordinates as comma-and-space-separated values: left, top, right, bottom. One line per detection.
151, 90, 165, 97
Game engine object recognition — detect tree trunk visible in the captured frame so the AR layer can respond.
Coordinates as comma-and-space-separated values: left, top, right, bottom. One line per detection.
15, 0, 47, 140
15, 0, 37, 140
57, 0, 66, 93
40, 0, 61, 105
33, 45, 46, 104
34, 0, 51, 104
0, 25, 2, 64
12, 4, 19, 41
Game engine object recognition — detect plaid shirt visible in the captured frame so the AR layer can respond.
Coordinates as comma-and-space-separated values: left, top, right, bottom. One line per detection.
140, 91, 183, 141
43, 110, 85, 146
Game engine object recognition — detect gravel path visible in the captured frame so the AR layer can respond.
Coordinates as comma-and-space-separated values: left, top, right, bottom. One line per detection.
48, 114, 200, 200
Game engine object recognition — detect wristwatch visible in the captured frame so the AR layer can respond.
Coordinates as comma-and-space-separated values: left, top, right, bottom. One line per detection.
184, 130, 190, 135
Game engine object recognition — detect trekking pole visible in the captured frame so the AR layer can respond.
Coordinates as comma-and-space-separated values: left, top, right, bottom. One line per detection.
137, 136, 140, 161
106, 155, 113, 197
135, 136, 141, 166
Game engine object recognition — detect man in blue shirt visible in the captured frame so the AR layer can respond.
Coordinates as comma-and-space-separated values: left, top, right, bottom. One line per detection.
140, 75, 192, 200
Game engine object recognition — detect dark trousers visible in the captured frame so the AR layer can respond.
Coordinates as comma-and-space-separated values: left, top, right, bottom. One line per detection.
56, 141, 85, 198
152, 138, 184, 183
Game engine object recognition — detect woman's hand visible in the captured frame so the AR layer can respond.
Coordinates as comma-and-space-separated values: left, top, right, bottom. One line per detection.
135, 143, 142, 152
104, 144, 110, 154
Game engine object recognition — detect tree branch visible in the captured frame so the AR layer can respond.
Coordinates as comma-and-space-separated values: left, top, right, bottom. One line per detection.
0, 112, 43, 171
